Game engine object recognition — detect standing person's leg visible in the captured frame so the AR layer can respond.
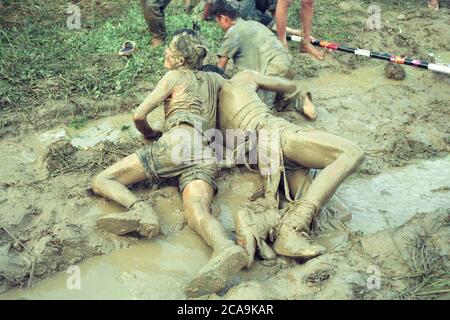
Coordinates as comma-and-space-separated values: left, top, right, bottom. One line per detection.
299, 0, 323, 59
273, 125, 364, 258
275, 0, 291, 47
140, 0, 171, 47
92, 153, 160, 237
182, 180, 248, 297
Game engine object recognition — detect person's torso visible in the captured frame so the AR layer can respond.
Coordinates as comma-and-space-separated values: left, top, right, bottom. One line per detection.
164, 69, 222, 132
229, 19, 288, 73
218, 81, 272, 132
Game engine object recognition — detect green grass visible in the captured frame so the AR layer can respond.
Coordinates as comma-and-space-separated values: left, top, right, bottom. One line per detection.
0, 0, 223, 112
0, 0, 428, 113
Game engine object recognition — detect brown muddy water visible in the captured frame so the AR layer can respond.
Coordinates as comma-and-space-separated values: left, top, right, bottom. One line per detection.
0, 66, 449, 299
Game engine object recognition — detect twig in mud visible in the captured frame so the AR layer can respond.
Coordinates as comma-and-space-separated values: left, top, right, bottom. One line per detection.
0, 222, 37, 287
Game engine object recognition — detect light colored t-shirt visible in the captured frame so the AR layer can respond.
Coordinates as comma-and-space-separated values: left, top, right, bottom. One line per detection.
217, 18, 290, 74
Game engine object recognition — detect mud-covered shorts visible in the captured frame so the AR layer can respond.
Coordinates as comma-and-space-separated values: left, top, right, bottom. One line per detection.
136, 124, 218, 193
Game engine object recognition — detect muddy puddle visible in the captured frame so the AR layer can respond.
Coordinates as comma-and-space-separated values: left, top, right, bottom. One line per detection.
1, 65, 449, 300
339, 157, 450, 234
2, 155, 448, 300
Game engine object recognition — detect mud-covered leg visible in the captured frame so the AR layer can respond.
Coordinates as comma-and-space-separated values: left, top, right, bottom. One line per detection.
283, 129, 364, 206
273, 127, 364, 259
183, 180, 248, 297
91, 153, 160, 237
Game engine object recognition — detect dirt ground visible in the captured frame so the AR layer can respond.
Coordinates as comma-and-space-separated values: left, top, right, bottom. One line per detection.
0, 0, 449, 299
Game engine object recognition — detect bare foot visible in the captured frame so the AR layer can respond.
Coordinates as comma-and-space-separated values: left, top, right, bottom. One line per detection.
301, 92, 317, 121
427, 0, 439, 10
150, 38, 164, 48
300, 42, 324, 60
281, 38, 288, 49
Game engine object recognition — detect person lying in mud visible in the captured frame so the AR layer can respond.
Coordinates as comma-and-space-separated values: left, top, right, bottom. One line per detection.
212, 0, 298, 110
201, 64, 364, 263
91, 30, 248, 298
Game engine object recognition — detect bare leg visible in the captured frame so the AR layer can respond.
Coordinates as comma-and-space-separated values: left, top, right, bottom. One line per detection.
183, 180, 248, 297
182, 180, 234, 254
282, 128, 364, 207
92, 154, 160, 237
271, 23, 303, 37
299, 0, 323, 60
275, 0, 291, 47
92, 153, 147, 209
232, 71, 316, 119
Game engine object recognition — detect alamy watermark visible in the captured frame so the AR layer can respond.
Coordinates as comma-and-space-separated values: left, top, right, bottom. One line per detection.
67, 4, 81, 30
166, 124, 281, 176
66, 265, 81, 290
367, 4, 381, 30
366, 265, 381, 290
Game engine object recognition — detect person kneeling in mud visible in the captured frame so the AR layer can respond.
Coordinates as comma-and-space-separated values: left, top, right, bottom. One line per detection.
91, 31, 248, 297
202, 65, 364, 263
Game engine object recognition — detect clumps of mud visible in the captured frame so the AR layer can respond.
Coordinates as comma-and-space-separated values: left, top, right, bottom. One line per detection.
45, 140, 144, 177
215, 208, 449, 300
384, 63, 406, 80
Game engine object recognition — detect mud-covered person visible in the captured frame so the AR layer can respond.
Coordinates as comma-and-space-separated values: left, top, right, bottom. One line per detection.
201, 64, 364, 263
212, 0, 303, 111
91, 30, 248, 297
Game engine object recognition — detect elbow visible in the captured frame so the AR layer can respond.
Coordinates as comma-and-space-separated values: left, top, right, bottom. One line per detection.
347, 145, 365, 171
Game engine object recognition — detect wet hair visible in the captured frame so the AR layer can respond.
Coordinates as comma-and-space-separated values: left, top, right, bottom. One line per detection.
211, 0, 240, 19
169, 30, 208, 70
201, 64, 228, 79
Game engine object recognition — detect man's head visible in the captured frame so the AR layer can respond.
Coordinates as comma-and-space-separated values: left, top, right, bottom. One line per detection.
211, 0, 240, 32
201, 64, 228, 78
164, 30, 208, 70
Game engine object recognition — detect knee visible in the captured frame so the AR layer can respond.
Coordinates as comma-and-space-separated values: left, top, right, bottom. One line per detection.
343, 143, 365, 170
301, 0, 314, 7
91, 173, 109, 195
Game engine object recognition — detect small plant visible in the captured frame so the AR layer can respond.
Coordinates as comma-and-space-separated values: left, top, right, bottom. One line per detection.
68, 116, 87, 129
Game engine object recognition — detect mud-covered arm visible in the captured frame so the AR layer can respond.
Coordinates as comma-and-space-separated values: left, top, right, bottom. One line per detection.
132, 71, 177, 138
231, 70, 297, 94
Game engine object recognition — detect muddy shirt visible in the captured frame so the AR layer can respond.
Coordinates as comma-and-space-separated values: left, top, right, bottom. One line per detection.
217, 18, 290, 74
162, 69, 225, 132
